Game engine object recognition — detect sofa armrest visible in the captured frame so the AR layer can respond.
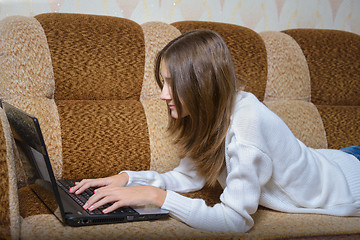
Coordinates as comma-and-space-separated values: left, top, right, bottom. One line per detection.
0, 109, 20, 240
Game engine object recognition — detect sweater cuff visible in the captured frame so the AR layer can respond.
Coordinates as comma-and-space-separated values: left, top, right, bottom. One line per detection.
162, 190, 193, 223
119, 170, 147, 187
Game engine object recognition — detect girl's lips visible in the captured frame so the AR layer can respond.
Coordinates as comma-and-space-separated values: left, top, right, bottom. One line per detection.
168, 104, 176, 109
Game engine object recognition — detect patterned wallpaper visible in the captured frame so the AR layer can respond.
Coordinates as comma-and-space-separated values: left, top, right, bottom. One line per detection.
0, 0, 359, 34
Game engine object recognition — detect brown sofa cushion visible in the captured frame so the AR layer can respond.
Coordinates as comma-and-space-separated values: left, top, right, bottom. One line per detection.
35, 13, 145, 101
1, 14, 359, 239
316, 105, 360, 149
35, 14, 151, 178
56, 100, 150, 179
283, 29, 360, 149
283, 29, 360, 106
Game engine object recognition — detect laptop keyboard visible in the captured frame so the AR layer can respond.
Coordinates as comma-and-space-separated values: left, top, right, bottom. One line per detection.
57, 179, 136, 215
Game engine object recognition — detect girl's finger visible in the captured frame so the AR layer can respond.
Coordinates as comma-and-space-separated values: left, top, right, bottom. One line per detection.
102, 201, 124, 214
86, 194, 114, 211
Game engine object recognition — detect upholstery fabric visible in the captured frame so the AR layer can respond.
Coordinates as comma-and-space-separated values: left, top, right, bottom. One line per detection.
261, 31, 311, 102
0, 16, 54, 99
0, 109, 20, 240
0, 110, 11, 240
34, 13, 151, 178
0, 15, 63, 180
140, 21, 181, 102
20, 214, 236, 240
282, 29, 360, 106
140, 22, 182, 173
19, 204, 360, 240
1, 14, 359, 240
283, 29, 360, 149
171, 21, 267, 101
317, 105, 360, 149
57, 100, 151, 179
260, 31, 327, 149
35, 13, 145, 101
141, 98, 181, 173
18, 186, 52, 219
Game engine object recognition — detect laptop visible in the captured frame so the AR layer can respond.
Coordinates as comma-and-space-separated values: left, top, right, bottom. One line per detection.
1, 100, 169, 227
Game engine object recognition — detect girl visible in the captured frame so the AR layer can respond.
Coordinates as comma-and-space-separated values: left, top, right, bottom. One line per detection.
70, 29, 360, 233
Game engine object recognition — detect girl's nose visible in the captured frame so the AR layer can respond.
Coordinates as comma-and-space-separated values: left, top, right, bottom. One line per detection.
160, 84, 172, 100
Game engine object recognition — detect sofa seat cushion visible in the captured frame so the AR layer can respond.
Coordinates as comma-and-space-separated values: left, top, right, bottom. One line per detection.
19, 205, 360, 239
18, 178, 360, 239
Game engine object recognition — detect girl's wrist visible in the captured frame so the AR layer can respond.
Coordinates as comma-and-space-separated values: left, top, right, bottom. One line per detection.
117, 172, 129, 186
151, 186, 167, 207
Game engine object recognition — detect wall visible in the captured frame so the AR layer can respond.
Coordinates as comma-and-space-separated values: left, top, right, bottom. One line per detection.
0, 0, 359, 34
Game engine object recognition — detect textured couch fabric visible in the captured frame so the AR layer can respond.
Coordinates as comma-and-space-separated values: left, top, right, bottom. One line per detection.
283, 29, 360, 150
0, 13, 359, 240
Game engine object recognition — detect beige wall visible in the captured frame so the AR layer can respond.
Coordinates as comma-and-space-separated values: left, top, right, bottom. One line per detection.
1, 0, 359, 35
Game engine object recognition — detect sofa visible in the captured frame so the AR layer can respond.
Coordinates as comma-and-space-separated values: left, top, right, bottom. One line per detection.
0, 13, 359, 240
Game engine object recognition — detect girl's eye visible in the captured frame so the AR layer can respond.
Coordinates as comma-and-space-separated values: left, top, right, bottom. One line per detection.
159, 75, 165, 84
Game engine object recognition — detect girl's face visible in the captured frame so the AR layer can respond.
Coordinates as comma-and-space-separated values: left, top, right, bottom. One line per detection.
159, 60, 188, 119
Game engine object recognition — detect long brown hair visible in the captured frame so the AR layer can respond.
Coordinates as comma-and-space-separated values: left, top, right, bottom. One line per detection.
155, 29, 239, 186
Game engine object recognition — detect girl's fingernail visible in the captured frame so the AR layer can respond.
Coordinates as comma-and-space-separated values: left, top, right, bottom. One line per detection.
83, 203, 88, 209
75, 190, 80, 195
88, 205, 95, 211
102, 209, 108, 214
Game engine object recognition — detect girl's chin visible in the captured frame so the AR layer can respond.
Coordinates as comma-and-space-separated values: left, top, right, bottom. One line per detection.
170, 109, 179, 119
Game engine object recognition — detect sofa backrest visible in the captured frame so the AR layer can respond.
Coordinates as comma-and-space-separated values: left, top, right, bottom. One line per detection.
283, 29, 360, 149
171, 21, 268, 102
33, 13, 151, 179
171, 21, 328, 150
171, 21, 360, 150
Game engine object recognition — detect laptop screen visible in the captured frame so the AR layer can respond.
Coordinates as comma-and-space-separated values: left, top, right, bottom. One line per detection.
2, 101, 65, 221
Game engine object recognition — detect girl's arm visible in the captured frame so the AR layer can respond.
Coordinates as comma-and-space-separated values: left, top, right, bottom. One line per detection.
162, 139, 272, 233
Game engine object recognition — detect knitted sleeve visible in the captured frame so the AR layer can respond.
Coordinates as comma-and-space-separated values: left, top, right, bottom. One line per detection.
122, 157, 206, 192
161, 137, 272, 232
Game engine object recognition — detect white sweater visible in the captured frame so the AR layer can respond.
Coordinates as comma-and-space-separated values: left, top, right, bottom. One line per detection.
124, 91, 360, 233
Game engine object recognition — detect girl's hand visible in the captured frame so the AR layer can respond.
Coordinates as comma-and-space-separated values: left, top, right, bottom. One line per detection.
69, 172, 129, 195
83, 185, 167, 213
